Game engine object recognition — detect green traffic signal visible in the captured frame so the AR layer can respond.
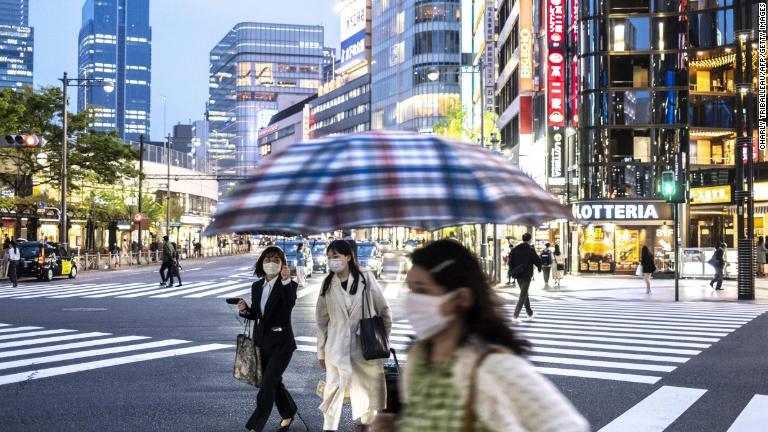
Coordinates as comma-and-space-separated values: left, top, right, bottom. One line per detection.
661, 170, 676, 199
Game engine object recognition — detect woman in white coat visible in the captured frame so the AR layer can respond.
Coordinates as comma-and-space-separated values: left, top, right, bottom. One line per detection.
316, 240, 392, 432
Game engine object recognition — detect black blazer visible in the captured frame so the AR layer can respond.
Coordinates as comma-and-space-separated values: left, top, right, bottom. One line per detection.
508, 243, 542, 281
240, 278, 298, 355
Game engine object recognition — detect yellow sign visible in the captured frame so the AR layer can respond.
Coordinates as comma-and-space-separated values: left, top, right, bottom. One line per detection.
61, 260, 72, 275
690, 186, 731, 204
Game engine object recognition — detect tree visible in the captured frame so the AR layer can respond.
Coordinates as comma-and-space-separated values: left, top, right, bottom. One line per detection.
0, 87, 138, 200
432, 103, 501, 147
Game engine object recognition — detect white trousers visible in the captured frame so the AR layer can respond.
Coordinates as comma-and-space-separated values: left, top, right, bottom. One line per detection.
321, 362, 378, 430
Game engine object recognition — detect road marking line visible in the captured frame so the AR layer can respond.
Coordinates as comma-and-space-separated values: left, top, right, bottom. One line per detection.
9, 283, 134, 298
526, 304, 764, 320
526, 307, 755, 324
47, 283, 148, 298
598, 386, 707, 431
0, 343, 232, 386
297, 285, 320, 299
520, 331, 711, 348
727, 394, 768, 431
0, 332, 111, 350
183, 282, 253, 298
516, 321, 731, 337
0, 329, 77, 341
0, 326, 44, 334
0, 339, 191, 370
186, 268, 201, 271
531, 347, 690, 363
383, 283, 400, 299
156, 281, 243, 298
530, 338, 702, 355
520, 300, 768, 312
516, 326, 720, 343
118, 281, 220, 298
535, 367, 661, 384
0, 336, 151, 359
527, 355, 676, 372
509, 312, 746, 329
0, 284, 102, 297
86, 283, 203, 298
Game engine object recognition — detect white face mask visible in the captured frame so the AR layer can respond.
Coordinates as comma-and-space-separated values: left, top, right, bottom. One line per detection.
329, 258, 346, 273
404, 291, 457, 340
263, 262, 281, 277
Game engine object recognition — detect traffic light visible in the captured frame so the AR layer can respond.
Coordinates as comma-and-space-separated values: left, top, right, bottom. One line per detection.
2, 134, 45, 148
661, 170, 685, 203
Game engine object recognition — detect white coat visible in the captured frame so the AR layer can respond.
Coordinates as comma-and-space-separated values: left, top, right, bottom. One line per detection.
316, 270, 392, 420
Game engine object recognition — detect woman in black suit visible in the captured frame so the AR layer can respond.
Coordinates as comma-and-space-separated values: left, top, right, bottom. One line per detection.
237, 246, 298, 432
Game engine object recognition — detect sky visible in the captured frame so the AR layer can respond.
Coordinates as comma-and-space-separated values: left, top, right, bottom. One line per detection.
30, 0, 341, 141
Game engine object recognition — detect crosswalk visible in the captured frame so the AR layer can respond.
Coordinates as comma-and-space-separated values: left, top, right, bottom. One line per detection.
0, 323, 231, 387
597, 386, 768, 432
295, 300, 768, 385
0, 279, 323, 300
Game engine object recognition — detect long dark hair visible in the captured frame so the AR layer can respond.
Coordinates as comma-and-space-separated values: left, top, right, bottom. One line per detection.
553, 244, 561, 256
410, 240, 530, 355
321, 239, 364, 296
253, 246, 287, 278
10, 240, 17, 253
641, 245, 652, 260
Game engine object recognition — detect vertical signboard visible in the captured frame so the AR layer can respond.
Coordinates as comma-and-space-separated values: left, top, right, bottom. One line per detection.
569, 0, 579, 126
547, 0, 566, 127
338, 0, 368, 71
484, 0, 496, 112
519, 0, 534, 92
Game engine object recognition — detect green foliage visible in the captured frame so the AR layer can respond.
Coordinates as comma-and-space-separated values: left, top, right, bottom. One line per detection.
0, 87, 138, 201
432, 103, 501, 147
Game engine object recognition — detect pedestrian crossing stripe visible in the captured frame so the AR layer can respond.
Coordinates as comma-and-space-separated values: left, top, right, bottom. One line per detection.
597, 387, 768, 432
292, 300, 767, 385
0, 323, 231, 387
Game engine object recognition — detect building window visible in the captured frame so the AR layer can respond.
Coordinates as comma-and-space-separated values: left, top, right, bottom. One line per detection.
413, 30, 460, 56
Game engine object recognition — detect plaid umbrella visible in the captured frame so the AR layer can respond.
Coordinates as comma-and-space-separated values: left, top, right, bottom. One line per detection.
206, 131, 572, 235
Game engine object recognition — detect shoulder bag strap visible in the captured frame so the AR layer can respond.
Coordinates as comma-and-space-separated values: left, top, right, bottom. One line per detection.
462, 348, 506, 432
361, 272, 371, 319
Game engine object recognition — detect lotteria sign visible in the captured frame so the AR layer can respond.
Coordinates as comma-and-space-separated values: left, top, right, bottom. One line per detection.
572, 202, 672, 221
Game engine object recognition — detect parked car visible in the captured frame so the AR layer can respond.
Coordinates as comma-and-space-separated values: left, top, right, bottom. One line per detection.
357, 242, 383, 279
17, 241, 78, 281
277, 239, 313, 275
404, 239, 421, 253
310, 240, 328, 273
378, 240, 392, 253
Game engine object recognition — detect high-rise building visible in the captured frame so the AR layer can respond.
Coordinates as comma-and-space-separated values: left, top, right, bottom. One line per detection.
371, 0, 461, 131
78, 0, 152, 142
207, 22, 324, 182
0, 0, 33, 90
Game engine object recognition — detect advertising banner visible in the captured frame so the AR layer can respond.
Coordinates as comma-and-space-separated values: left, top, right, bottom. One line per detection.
519, 0, 534, 92
547, 0, 566, 127
548, 125, 565, 185
338, 0, 368, 71
484, 0, 496, 111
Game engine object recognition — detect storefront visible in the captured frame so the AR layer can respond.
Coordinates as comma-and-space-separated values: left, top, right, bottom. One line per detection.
572, 201, 674, 275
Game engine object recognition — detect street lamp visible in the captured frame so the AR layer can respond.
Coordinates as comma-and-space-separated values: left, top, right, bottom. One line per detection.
426, 67, 440, 82
59, 72, 114, 249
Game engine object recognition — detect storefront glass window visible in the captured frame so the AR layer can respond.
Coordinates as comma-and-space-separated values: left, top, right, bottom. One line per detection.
609, 128, 651, 162
653, 90, 688, 125
609, 0, 649, 14
610, 18, 651, 51
689, 94, 734, 128
579, 224, 615, 273
610, 55, 650, 87
610, 90, 652, 125
688, 9, 734, 49
652, 16, 685, 51
651, 54, 688, 88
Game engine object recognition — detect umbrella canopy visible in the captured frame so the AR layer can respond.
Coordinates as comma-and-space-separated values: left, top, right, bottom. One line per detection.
206, 131, 572, 235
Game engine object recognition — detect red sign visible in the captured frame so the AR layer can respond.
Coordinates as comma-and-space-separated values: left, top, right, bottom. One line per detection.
133, 213, 145, 223
569, 0, 579, 126
547, 0, 567, 127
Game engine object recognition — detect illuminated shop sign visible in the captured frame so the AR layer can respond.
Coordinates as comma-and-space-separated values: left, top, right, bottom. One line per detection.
484, 0, 496, 111
573, 202, 672, 221
338, 0, 368, 71
569, 0, 579, 126
690, 185, 732, 204
547, 0, 566, 127
548, 126, 565, 184
519, 0, 533, 92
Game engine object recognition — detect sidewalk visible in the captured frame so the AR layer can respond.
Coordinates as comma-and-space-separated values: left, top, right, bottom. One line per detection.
495, 274, 768, 304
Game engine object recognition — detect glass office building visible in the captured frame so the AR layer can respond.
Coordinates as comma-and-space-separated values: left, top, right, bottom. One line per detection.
371, 0, 462, 131
0, 0, 33, 90
207, 22, 324, 181
78, 0, 152, 142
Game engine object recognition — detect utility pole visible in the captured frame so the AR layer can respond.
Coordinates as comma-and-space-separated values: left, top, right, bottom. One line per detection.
166, 133, 171, 239
60, 72, 69, 249
137, 134, 144, 250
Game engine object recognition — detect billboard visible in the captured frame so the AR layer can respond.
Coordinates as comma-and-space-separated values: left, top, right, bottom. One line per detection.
484, 0, 496, 111
338, 0, 368, 71
547, 0, 566, 127
519, 0, 534, 92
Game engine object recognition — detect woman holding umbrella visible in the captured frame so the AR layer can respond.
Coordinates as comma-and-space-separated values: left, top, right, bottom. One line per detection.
316, 240, 392, 432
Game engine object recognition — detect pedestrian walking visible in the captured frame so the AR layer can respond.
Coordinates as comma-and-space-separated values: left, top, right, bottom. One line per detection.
505, 243, 516, 286
237, 246, 298, 431
640, 246, 656, 294
167, 243, 182, 287
552, 244, 565, 287
540, 243, 553, 289
3, 235, 10, 250
296, 242, 307, 287
316, 239, 392, 432
708, 242, 726, 290
756, 237, 767, 277
159, 236, 175, 286
7, 241, 20, 288
150, 238, 159, 262
507, 233, 542, 321
371, 239, 589, 432
109, 242, 119, 269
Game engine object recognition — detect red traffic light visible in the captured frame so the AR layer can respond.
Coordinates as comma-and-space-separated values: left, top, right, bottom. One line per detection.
1, 134, 45, 148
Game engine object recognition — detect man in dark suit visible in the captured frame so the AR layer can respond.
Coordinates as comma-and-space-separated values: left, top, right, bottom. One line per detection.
238, 246, 298, 432
508, 232, 542, 320
709, 242, 726, 291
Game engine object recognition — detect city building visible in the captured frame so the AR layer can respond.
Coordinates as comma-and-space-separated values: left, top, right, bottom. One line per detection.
192, 119, 210, 165
0, 0, 33, 90
171, 123, 194, 154
258, 94, 316, 156
371, 0, 461, 131
207, 22, 325, 187
78, 0, 152, 141
308, 0, 372, 139
322, 47, 336, 82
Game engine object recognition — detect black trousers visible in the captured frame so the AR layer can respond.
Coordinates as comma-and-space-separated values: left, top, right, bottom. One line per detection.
168, 266, 182, 285
245, 350, 297, 431
8, 260, 18, 287
513, 277, 533, 318
159, 261, 172, 282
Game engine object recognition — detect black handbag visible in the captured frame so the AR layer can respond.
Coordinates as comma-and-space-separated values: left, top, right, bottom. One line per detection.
233, 319, 263, 387
383, 348, 402, 413
359, 276, 390, 360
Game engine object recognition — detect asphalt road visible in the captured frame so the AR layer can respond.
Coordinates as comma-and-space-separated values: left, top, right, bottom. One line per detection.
1, 252, 767, 431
